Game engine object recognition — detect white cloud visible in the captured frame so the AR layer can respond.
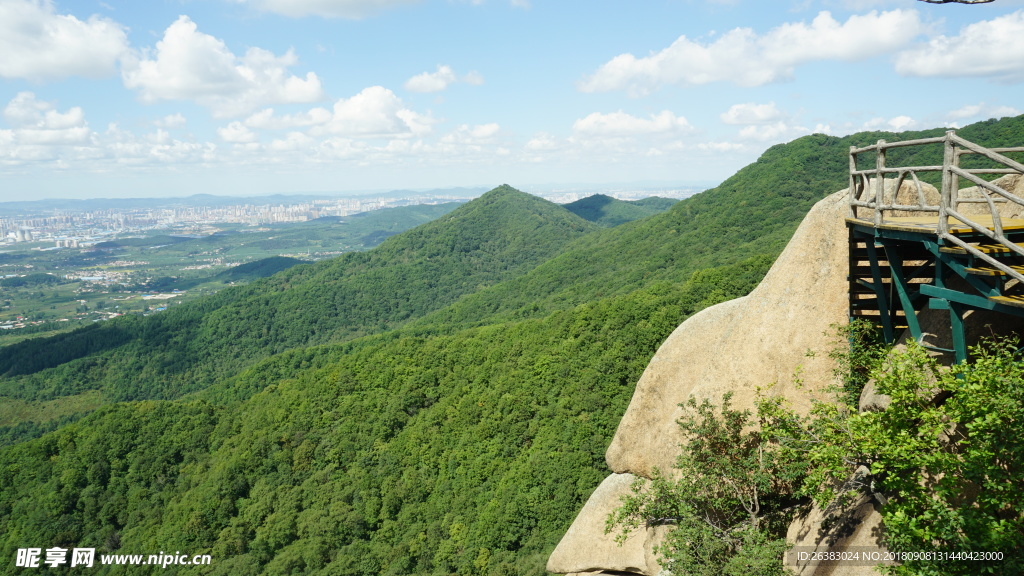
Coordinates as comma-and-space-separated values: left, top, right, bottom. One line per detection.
269, 132, 315, 152
404, 65, 457, 93
3, 92, 54, 126
718, 102, 818, 142
122, 16, 325, 117
312, 86, 435, 138
403, 65, 484, 93
573, 110, 692, 137
0, 0, 129, 81
154, 113, 188, 129
0, 93, 226, 169
737, 121, 809, 142
217, 122, 258, 143
697, 141, 747, 153
104, 123, 216, 166
233, 0, 419, 19
895, 11, 1024, 83
720, 102, 783, 125
945, 103, 1021, 122
888, 115, 915, 131
243, 107, 333, 130
946, 104, 984, 121
440, 123, 500, 144
580, 10, 926, 94
862, 115, 918, 131
1, 92, 92, 147
524, 133, 562, 152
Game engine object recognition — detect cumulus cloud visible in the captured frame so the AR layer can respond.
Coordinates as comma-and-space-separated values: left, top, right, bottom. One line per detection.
944, 103, 1021, 123
233, 0, 419, 19
0, 92, 225, 169
718, 102, 817, 142
440, 123, 500, 144
154, 113, 187, 129
895, 11, 1024, 83
243, 107, 333, 130
580, 10, 926, 95
573, 110, 692, 137
720, 102, 784, 125
217, 122, 258, 143
122, 16, 325, 117
862, 115, 918, 131
268, 132, 315, 153
311, 86, 435, 138
524, 133, 562, 152
0, 0, 129, 81
737, 121, 807, 142
405, 65, 457, 93
104, 123, 216, 166
404, 65, 484, 93
1, 92, 92, 146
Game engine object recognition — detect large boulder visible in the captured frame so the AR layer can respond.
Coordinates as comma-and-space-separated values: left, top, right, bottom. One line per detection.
546, 474, 667, 575
605, 189, 851, 477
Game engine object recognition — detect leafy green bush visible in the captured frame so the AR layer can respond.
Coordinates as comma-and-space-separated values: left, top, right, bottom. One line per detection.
762, 339, 1024, 576
607, 393, 806, 576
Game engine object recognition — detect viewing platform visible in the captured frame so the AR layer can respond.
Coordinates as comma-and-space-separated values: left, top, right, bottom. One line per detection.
846, 130, 1024, 361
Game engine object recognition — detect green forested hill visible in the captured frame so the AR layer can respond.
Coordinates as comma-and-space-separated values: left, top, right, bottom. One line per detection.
563, 194, 677, 226
2, 117, 1023, 576
215, 256, 306, 281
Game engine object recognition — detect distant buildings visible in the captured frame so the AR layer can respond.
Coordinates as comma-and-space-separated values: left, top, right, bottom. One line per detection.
0, 194, 465, 248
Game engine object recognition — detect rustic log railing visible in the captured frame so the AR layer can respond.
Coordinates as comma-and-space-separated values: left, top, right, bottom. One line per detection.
848, 130, 1024, 285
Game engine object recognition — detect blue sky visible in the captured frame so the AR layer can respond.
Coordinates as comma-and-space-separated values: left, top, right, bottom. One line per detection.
2, 0, 1024, 199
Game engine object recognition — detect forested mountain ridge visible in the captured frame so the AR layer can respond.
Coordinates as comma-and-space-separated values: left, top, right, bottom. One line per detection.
563, 194, 678, 227
1, 116, 1023, 575
0, 185, 597, 407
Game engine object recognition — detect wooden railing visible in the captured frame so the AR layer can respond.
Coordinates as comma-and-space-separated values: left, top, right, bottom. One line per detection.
849, 130, 1024, 283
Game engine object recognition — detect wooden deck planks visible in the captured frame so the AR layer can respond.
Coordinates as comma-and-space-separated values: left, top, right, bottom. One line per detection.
846, 214, 1024, 235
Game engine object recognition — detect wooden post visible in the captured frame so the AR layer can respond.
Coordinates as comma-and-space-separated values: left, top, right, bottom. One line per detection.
939, 131, 955, 236
849, 146, 857, 218
950, 132, 961, 219
874, 140, 886, 226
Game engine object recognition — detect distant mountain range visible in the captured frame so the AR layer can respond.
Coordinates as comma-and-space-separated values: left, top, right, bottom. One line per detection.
0, 187, 491, 215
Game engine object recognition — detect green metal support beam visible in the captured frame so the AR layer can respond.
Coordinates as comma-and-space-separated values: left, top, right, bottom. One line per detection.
920, 284, 1024, 316
880, 239, 924, 342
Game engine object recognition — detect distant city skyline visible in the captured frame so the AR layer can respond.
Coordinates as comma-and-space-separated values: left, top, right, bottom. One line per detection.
0, 186, 703, 247
2, 0, 1024, 200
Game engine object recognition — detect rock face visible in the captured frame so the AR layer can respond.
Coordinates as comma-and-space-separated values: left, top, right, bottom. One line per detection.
958, 173, 1024, 218
605, 189, 851, 478
786, 494, 885, 576
546, 474, 668, 576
